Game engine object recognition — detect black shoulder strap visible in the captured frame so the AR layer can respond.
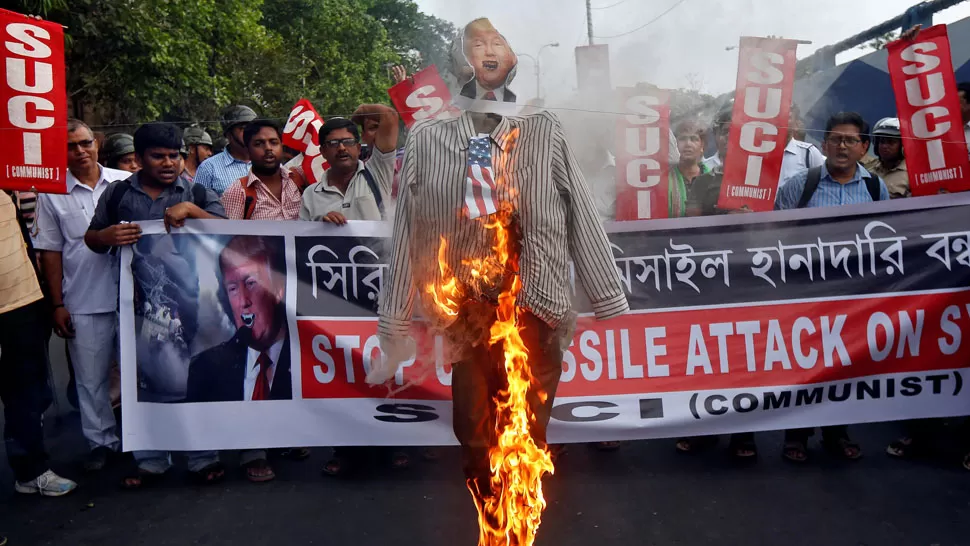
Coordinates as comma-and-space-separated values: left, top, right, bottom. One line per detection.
107, 180, 133, 224
190, 183, 208, 209
797, 166, 823, 209
361, 168, 384, 213
864, 175, 880, 202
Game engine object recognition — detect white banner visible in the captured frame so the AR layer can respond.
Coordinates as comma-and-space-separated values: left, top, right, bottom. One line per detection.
120, 196, 970, 451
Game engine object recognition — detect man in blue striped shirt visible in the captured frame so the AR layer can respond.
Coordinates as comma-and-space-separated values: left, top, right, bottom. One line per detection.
775, 112, 889, 210
194, 105, 256, 196
775, 112, 888, 464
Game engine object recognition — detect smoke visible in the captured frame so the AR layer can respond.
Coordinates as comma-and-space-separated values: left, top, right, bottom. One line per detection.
415, 0, 970, 98
365, 0, 970, 389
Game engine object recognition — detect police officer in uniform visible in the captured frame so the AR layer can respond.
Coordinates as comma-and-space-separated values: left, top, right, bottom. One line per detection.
180, 125, 214, 183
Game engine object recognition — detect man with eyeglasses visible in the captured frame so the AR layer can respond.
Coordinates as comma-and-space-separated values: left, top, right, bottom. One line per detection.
774, 111, 888, 464
32, 119, 132, 472
775, 112, 889, 211
299, 115, 397, 224
298, 115, 407, 476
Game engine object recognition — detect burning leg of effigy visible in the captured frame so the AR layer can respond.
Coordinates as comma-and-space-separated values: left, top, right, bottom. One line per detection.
450, 301, 563, 546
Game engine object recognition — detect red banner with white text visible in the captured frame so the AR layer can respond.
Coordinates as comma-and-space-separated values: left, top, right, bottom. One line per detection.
887, 25, 970, 196
615, 87, 670, 221
0, 9, 67, 194
386, 65, 460, 128
281, 99, 329, 184
718, 37, 799, 212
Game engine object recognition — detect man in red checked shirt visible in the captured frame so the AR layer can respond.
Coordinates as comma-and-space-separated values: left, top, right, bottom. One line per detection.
221, 120, 307, 220
217, 119, 312, 478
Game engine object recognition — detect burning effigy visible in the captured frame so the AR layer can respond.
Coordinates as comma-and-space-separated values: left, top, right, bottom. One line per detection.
369, 17, 629, 546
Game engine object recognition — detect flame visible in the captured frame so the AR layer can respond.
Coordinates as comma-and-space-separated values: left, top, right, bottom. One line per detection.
426, 236, 462, 317
429, 212, 554, 546
476, 214, 555, 546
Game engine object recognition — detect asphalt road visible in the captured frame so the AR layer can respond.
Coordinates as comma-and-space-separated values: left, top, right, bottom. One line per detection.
0, 410, 968, 546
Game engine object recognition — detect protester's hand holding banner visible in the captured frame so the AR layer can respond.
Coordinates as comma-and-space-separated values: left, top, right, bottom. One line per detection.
0, 8, 67, 194
887, 25, 970, 195
717, 37, 800, 212
282, 99, 328, 183
614, 86, 670, 221
386, 65, 459, 128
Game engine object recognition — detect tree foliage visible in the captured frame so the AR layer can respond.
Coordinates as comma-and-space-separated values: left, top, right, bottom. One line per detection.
363, 0, 457, 73
10, 0, 455, 127
261, 0, 398, 117
861, 30, 899, 52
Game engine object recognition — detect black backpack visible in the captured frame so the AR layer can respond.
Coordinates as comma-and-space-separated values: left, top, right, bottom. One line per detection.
796, 166, 880, 209
106, 179, 209, 224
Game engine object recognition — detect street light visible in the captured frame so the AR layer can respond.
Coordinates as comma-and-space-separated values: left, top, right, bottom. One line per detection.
519, 42, 560, 100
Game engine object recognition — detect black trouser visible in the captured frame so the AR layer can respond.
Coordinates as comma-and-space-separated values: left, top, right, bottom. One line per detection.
450, 303, 563, 503
332, 446, 400, 467
785, 425, 849, 445
0, 300, 52, 482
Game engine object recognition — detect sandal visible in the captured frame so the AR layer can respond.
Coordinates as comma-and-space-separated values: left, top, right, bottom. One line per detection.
886, 437, 918, 459
390, 451, 410, 470
594, 441, 622, 452
279, 447, 311, 461
243, 459, 276, 483
782, 441, 809, 463
188, 462, 226, 485
321, 457, 348, 477
675, 436, 717, 453
823, 436, 863, 461
729, 437, 758, 460
121, 468, 167, 490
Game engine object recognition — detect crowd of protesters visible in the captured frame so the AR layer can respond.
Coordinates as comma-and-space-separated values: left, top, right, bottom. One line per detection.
0, 43, 968, 537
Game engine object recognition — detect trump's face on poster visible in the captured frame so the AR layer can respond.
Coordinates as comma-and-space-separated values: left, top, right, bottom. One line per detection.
220, 238, 286, 351
463, 19, 516, 91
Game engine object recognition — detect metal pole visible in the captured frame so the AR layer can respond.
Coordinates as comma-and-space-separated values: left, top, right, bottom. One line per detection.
518, 53, 537, 98
536, 60, 541, 99
534, 43, 560, 99
797, 0, 968, 75
587, 0, 595, 45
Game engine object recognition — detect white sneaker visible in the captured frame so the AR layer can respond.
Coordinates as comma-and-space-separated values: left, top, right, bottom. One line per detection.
14, 470, 77, 497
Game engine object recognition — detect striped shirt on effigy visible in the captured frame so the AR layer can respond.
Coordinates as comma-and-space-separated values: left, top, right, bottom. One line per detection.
378, 110, 628, 339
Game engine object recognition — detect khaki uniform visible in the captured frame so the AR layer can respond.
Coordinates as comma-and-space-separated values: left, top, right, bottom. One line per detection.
868, 158, 910, 199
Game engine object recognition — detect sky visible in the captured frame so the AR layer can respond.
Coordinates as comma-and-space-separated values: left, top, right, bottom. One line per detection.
413, 0, 970, 103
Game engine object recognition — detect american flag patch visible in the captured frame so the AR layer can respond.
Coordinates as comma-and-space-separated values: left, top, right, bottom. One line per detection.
464, 135, 498, 219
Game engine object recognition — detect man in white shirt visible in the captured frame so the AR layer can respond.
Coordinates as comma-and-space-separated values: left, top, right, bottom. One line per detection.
779, 106, 825, 188
701, 152, 721, 171
779, 139, 825, 188
300, 117, 396, 224
32, 119, 132, 472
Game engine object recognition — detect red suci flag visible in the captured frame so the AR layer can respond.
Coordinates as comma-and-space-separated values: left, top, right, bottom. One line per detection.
614, 86, 670, 221
0, 9, 67, 194
281, 99, 329, 184
717, 37, 800, 212
387, 65, 460, 129
887, 25, 970, 196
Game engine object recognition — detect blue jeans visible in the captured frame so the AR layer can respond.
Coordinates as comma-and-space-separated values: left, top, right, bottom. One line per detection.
134, 450, 219, 474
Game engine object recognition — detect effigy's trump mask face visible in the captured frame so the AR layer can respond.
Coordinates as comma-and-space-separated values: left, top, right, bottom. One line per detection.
451, 18, 518, 101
